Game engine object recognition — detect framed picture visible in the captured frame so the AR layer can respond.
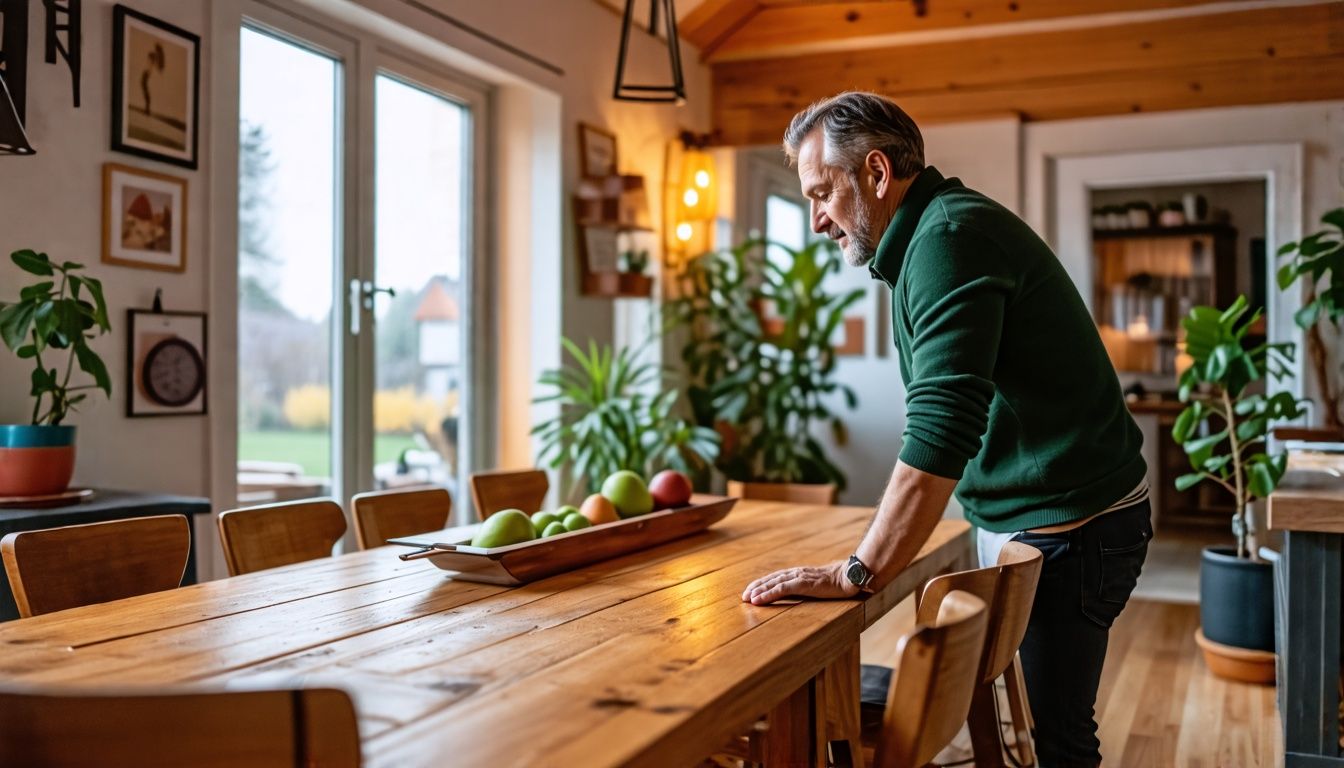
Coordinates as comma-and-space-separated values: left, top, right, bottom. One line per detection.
111, 4, 200, 169
582, 227, 620, 273
103, 162, 187, 272
578, 123, 617, 180
127, 309, 207, 417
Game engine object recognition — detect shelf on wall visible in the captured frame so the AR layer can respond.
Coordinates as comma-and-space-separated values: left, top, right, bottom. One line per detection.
1092, 223, 1237, 241
582, 271, 652, 298
576, 218, 655, 233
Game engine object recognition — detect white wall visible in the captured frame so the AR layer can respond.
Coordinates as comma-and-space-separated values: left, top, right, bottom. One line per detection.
0, 0, 211, 499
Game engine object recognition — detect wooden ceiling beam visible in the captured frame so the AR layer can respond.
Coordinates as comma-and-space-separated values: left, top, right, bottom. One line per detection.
712, 4, 1344, 145
714, 0, 1259, 61
679, 0, 761, 57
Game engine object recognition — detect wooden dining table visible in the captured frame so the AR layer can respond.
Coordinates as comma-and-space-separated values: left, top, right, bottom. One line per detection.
0, 499, 971, 767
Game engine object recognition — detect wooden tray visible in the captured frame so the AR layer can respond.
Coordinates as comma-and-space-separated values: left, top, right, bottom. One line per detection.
389, 495, 737, 586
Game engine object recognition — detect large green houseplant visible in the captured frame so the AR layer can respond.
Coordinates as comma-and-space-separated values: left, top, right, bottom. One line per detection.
1277, 207, 1344, 433
532, 336, 720, 500
1170, 295, 1305, 679
664, 238, 863, 491
0, 250, 112, 496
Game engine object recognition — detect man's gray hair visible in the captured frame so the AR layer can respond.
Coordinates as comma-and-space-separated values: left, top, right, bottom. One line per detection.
782, 91, 925, 179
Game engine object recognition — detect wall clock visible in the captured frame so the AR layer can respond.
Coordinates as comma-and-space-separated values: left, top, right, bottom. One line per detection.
127, 308, 207, 417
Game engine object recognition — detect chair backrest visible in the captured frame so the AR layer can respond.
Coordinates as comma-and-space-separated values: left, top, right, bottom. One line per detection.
350, 486, 452, 550
874, 590, 989, 768
0, 515, 190, 618
0, 684, 361, 767
217, 499, 347, 576
916, 540, 1043, 684
725, 480, 838, 505
469, 469, 548, 521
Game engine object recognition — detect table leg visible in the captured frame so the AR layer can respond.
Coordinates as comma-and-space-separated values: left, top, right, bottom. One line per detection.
820, 641, 864, 768
764, 675, 825, 768
1281, 531, 1343, 766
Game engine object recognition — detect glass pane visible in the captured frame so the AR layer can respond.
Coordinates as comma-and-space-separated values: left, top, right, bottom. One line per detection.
766, 193, 806, 270
372, 73, 468, 494
236, 28, 340, 505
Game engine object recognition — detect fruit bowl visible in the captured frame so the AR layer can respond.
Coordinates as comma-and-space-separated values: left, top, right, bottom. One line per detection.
389, 494, 737, 586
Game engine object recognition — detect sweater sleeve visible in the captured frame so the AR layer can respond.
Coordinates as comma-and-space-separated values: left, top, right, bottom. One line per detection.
898, 222, 1015, 480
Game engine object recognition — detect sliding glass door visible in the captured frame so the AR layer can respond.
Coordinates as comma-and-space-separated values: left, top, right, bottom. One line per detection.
234, 7, 484, 518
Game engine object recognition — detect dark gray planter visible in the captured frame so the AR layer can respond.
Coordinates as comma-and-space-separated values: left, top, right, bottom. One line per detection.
1199, 545, 1275, 652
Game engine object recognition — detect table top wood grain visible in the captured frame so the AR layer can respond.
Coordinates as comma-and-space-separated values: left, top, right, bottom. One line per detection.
1268, 451, 1344, 534
0, 500, 970, 767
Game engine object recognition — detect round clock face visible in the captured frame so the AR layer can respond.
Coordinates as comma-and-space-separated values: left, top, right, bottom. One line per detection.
142, 338, 205, 407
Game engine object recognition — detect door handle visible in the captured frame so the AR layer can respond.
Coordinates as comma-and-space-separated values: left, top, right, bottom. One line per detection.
348, 280, 397, 336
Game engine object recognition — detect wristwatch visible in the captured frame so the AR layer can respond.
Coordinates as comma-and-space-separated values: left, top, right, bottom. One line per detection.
845, 554, 876, 593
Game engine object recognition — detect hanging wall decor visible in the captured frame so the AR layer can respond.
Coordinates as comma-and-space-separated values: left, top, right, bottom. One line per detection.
0, 0, 34, 154
102, 162, 188, 272
111, 4, 199, 169
613, 0, 685, 104
43, 0, 82, 108
127, 303, 207, 417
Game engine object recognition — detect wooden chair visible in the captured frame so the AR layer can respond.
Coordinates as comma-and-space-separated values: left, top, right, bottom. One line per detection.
873, 589, 990, 768
469, 468, 549, 521
924, 541, 1042, 768
217, 498, 347, 576
863, 541, 1044, 767
350, 486, 453, 550
726, 479, 838, 505
0, 515, 190, 618
0, 684, 361, 767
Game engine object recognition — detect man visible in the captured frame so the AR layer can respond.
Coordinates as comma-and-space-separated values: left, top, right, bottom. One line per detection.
741, 91, 1152, 767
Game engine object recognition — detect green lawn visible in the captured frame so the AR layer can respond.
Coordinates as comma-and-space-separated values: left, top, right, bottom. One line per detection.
239, 430, 419, 477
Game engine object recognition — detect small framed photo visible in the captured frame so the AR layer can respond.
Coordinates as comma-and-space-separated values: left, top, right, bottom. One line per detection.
112, 4, 200, 169
582, 227, 620, 273
103, 163, 187, 272
127, 309, 207, 417
578, 123, 617, 180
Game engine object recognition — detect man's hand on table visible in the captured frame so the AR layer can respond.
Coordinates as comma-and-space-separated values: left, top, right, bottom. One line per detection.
741, 561, 860, 605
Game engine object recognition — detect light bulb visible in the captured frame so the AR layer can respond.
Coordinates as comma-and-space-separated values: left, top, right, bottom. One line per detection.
694, 170, 710, 188
676, 222, 693, 242
683, 189, 699, 207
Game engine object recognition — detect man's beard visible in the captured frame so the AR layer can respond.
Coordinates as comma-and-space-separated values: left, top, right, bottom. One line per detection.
840, 192, 877, 267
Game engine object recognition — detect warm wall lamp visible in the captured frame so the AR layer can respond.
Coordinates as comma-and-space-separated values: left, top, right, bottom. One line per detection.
663, 130, 717, 271
613, 0, 686, 104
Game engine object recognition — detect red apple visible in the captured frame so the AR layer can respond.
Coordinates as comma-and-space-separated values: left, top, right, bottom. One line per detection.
649, 470, 693, 509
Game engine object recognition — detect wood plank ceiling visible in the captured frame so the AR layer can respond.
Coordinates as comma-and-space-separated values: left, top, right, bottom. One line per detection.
673, 0, 1344, 145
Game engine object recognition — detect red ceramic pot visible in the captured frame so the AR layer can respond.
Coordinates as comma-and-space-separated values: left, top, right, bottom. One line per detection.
0, 425, 77, 497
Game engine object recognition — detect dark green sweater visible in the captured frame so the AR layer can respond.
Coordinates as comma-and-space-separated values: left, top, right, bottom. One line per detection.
872, 167, 1146, 532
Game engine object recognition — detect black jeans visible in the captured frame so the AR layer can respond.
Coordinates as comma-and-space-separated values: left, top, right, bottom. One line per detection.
1014, 500, 1152, 768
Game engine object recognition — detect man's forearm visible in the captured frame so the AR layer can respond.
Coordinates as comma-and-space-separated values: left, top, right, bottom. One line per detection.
853, 460, 958, 591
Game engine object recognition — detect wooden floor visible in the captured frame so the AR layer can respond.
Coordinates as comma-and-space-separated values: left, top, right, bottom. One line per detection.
861, 598, 1283, 767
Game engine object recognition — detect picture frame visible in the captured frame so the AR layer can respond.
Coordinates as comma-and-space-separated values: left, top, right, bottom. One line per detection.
103, 162, 188, 272
127, 308, 207, 417
111, 4, 200, 169
582, 226, 620, 273
578, 123, 617, 180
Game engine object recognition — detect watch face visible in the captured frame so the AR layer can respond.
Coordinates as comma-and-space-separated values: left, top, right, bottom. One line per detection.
846, 559, 867, 586
143, 338, 205, 407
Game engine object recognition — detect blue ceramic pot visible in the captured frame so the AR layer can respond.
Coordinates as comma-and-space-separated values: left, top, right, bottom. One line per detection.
0, 425, 77, 497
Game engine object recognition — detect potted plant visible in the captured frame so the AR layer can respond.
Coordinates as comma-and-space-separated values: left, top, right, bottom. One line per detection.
664, 238, 863, 495
1277, 207, 1344, 435
0, 250, 112, 497
532, 335, 720, 500
1171, 295, 1305, 682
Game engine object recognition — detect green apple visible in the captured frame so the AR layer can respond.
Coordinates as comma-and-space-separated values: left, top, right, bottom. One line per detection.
601, 470, 654, 518
541, 521, 568, 538
562, 513, 591, 532
471, 509, 536, 548
555, 504, 581, 520
531, 511, 559, 534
